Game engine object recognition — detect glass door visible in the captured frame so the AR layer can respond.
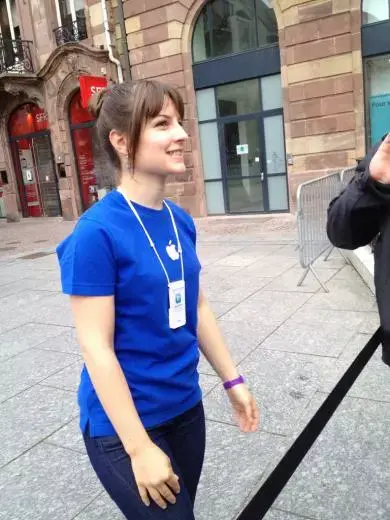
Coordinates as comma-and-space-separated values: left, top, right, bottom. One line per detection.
72, 126, 98, 210
31, 135, 61, 217
222, 117, 266, 213
196, 74, 289, 214
12, 137, 44, 217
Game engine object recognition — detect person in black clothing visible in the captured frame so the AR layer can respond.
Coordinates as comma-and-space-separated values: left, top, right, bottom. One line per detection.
327, 134, 390, 367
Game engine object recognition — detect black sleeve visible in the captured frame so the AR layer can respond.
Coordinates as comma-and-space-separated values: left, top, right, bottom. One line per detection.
327, 140, 390, 250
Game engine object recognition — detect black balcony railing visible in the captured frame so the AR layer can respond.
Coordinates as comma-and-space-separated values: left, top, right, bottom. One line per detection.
0, 38, 34, 74
54, 16, 87, 46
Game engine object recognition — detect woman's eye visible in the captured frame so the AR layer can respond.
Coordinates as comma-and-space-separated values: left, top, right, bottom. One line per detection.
156, 120, 168, 127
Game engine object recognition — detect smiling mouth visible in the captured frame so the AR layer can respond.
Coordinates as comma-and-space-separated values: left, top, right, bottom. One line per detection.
167, 150, 184, 157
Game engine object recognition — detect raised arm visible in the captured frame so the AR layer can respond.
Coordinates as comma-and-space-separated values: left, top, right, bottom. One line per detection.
327, 136, 390, 250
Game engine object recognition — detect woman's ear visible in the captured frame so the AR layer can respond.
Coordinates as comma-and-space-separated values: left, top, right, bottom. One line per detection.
109, 129, 129, 159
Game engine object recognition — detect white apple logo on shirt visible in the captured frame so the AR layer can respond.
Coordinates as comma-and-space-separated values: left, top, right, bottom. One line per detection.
166, 240, 180, 261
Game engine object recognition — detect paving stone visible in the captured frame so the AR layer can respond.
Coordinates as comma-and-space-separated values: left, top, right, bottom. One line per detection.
272, 244, 301, 258
0, 323, 68, 361
304, 275, 376, 312
200, 264, 244, 279
213, 277, 271, 303
243, 257, 298, 278
320, 336, 390, 402
263, 266, 339, 293
219, 291, 312, 325
260, 320, 355, 357
208, 300, 237, 318
29, 293, 74, 327
196, 244, 244, 266
40, 359, 84, 393
0, 265, 30, 286
0, 443, 101, 520
0, 276, 61, 297
199, 373, 219, 396
0, 349, 79, 402
0, 291, 59, 334
200, 274, 236, 300
291, 308, 367, 331
194, 421, 288, 520
0, 289, 56, 310
197, 320, 278, 376
358, 311, 380, 334
332, 264, 366, 281
214, 248, 276, 267
15, 253, 59, 271
204, 349, 337, 436
263, 509, 315, 519
22, 269, 60, 282
274, 397, 390, 520
312, 247, 347, 267
35, 328, 80, 355
0, 385, 77, 467
73, 492, 125, 519
46, 418, 85, 455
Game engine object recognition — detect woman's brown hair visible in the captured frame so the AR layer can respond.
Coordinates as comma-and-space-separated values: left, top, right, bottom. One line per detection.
88, 80, 185, 174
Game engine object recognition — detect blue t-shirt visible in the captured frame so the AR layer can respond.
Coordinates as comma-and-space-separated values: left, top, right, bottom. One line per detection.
56, 190, 202, 437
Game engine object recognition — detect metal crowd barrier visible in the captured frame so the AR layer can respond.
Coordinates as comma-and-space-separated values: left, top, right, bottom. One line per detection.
340, 166, 357, 187
296, 169, 352, 292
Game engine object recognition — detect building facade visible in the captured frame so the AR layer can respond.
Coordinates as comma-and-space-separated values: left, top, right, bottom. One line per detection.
0, 0, 123, 220
1, 0, 390, 220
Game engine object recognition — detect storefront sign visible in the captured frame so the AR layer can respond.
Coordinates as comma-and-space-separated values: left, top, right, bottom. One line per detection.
370, 93, 390, 146
79, 76, 108, 108
236, 144, 248, 155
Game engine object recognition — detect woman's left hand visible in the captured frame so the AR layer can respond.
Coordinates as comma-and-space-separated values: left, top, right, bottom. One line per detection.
226, 384, 260, 433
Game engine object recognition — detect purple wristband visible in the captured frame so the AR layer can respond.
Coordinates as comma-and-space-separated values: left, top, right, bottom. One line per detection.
223, 375, 245, 390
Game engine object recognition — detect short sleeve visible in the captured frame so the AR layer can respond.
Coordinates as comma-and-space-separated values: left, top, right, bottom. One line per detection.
56, 218, 116, 296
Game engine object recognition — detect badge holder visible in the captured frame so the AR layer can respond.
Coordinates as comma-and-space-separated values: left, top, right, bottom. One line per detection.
168, 280, 186, 329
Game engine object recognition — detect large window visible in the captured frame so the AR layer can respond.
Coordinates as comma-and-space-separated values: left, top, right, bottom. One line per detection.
192, 0, 278, 63
362, 0, 390, 24
364, 55, 390, 146
197, 75, 288, 214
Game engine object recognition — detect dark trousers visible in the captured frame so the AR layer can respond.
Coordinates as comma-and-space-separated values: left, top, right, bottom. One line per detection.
83, 402, 206, 519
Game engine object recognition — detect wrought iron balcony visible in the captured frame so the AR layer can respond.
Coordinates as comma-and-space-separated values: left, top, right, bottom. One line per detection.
0, 38, 34, 74
54, 16, 88, 46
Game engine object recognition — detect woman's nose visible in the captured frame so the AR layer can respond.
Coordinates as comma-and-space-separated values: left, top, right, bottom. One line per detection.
174, 122, 188, 141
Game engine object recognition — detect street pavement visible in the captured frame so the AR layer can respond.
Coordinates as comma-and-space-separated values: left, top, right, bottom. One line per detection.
0, 215, 389, 520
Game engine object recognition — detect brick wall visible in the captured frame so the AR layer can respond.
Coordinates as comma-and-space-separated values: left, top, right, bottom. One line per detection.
122, 0, 366, 215
278, 0, 364, 205
123, 0, 205, 216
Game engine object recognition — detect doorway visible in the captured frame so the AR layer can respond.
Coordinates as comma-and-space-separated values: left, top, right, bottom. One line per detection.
8, 104, 61, 218
69, 90, 98, 211
197, 76, 288, 214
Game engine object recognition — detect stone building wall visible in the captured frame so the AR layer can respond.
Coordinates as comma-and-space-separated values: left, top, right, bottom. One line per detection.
0, 0, 117, 220
121, 0, 366, 214
279, 0, 364, 204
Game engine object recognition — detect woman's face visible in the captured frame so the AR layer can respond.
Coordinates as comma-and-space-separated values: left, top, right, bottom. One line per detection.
134, 97, 188, 178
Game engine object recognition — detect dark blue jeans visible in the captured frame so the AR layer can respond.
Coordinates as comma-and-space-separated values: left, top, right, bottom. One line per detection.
83, 402, 206, 519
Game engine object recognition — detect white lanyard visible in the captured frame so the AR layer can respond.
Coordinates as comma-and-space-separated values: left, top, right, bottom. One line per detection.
117, 188, 184, 285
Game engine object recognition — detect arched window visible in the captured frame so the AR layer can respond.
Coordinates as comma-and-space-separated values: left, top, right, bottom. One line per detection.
362, 0, 390, 24
192, 0, 278, 63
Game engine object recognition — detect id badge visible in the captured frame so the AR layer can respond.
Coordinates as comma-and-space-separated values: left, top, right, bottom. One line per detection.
168, 280, 186, 329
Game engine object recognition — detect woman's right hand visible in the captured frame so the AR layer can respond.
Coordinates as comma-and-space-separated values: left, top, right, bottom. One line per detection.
130, 442, 181, 509
370, 134, 390, 184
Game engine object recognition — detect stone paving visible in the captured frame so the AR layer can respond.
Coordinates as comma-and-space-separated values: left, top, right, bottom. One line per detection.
0, 215, 389, 520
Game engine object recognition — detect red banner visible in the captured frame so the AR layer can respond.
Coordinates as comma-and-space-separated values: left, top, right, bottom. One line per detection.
79, 76, 108, 109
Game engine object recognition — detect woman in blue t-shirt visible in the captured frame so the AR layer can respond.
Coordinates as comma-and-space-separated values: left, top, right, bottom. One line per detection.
57, 79, 259, 519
